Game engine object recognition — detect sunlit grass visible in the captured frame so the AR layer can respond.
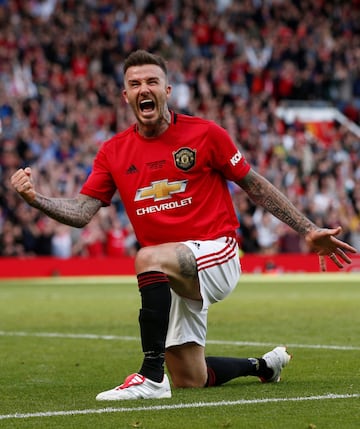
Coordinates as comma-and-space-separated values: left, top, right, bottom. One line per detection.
0, 274, 359, 428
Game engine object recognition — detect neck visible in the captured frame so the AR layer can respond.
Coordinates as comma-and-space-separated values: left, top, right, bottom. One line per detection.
138, 110, 171, 138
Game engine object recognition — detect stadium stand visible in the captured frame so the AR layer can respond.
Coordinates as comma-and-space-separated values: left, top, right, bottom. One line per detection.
1, 0, 360, 258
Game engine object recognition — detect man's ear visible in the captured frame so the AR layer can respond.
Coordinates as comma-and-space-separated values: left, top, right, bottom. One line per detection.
166, 84, 172, 98
123, 89, 129, 104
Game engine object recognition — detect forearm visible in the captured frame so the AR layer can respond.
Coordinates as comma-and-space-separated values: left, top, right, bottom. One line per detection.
237, 169, 318, 236
31, 193, 102, 228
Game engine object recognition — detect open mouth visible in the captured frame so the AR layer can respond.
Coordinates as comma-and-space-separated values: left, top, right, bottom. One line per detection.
139, 99, 155, 112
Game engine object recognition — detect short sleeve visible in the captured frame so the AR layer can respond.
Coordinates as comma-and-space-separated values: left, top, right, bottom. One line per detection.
80, 149, 117, 206
208, 122, 251, 181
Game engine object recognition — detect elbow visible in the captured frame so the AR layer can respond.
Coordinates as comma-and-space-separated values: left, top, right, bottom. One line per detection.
74, 221, 89, 228
74, 216, 92, 228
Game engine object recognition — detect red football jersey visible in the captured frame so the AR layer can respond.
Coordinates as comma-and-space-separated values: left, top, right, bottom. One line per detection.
80, 113, 251, 246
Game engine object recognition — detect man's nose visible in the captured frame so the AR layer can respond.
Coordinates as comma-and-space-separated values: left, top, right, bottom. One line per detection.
139, 82, 150, 93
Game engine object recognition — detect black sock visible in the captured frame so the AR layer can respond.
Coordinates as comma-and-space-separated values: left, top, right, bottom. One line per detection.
205, 356, 272, 386
137, 271, 171, 383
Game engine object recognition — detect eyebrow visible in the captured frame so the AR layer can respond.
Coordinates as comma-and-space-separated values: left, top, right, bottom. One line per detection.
128, 76, 161, 83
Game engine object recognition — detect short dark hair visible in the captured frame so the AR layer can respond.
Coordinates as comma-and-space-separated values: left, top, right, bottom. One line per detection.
123, 50, 168, 76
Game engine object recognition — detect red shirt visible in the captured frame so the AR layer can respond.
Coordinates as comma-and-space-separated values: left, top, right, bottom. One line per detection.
80, 113, 251, 247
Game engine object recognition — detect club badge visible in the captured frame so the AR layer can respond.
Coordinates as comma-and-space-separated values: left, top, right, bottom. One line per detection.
173, 147, 196, 171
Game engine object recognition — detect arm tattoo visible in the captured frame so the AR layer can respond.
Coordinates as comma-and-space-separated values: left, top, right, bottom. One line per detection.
175, 244, 198, 279
31, 194, 102, 228
237, 169, 317, 236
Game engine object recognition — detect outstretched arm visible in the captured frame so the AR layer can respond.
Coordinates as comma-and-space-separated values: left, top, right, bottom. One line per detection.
10, 167, 102, 228
237, 169, 357, 268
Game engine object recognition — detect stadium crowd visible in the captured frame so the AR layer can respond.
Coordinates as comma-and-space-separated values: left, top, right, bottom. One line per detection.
1, 0, 360, 258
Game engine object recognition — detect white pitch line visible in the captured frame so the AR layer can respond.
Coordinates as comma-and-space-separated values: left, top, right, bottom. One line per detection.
0, 330, 359, 351
0, 393, 359, 421
0, 331, 137, 342
207, 339, 360, 351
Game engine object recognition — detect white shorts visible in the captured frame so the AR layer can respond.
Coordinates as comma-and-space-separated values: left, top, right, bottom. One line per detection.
165, 237, 241, 348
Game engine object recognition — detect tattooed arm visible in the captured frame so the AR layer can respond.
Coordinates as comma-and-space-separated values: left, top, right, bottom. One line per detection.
10, 167, 102, 228
237, 168, 316, 236
237, 168, 357, 266
31, 193, 102, 227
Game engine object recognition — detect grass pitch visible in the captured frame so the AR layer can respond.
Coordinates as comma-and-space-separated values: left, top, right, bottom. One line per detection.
0, 274, 359, 428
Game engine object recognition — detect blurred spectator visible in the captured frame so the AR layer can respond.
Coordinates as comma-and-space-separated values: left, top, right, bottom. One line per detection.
73, 214, 106, 257
106, 218, 127, 257
278, 224, 307, 254
51, 224, 73, 258
253, 208, 281, 255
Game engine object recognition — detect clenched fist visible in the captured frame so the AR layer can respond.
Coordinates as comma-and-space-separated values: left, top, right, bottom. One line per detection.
10, 167, 36, 204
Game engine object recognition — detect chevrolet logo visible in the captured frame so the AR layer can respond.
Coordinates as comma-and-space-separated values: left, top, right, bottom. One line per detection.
135, 179, 188, 202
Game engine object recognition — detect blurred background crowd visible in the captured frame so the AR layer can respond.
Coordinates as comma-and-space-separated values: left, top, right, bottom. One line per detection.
1, 0, 360, 258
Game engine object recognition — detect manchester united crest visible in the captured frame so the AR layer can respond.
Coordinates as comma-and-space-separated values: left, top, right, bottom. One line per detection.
173, 147, 196, 171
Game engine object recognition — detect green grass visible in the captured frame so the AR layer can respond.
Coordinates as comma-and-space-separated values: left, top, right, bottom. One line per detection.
0, 274, 359, 428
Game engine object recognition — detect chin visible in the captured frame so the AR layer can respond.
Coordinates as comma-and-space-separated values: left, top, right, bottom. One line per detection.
138, 112, 156, 122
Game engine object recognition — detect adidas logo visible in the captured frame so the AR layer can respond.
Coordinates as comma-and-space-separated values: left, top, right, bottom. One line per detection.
126, 164, 138, 174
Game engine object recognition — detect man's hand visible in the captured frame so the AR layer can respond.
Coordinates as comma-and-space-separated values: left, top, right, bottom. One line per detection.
305, 227, 357, 270
10, 167, 36, 204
